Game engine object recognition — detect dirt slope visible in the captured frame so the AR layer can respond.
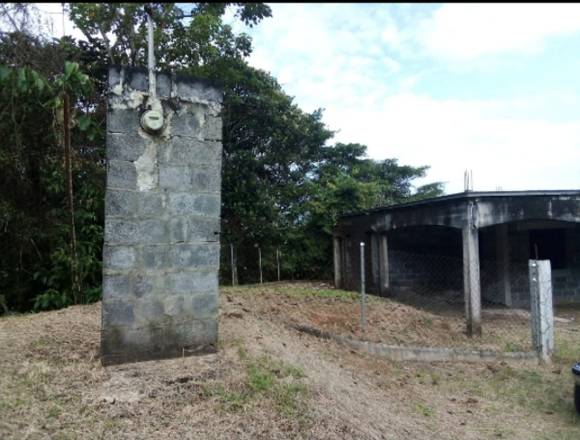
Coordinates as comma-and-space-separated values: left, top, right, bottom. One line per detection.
0, 282, 578, 439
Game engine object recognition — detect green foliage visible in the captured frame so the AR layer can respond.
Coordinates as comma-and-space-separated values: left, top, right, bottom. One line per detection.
0, 22, 104, 313
0, 2, 442, 312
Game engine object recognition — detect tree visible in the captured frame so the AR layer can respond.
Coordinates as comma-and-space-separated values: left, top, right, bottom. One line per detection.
0, 2, 443, 312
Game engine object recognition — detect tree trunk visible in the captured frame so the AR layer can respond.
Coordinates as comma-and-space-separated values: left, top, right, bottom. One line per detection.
62, 92, 80, 304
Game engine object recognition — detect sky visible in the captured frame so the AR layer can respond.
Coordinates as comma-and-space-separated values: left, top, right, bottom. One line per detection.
34, 3, 580, 194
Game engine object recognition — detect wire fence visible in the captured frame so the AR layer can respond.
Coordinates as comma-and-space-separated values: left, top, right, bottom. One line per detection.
219, 244, 286, 286
375, 250, 535, 353
218, 242, 569, 360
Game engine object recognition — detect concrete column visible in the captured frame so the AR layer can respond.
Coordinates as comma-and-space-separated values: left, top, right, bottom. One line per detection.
462, 202, 482, 336
333, 236, 342, 289
370, 233, 380, 293
378, 234, 389, 295
101, 66, 223, 365
496, 224, 512, 306
529, 260, 554, 362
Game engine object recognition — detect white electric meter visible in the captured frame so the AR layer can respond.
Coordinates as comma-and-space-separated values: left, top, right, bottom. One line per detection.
140, 109, 164, 134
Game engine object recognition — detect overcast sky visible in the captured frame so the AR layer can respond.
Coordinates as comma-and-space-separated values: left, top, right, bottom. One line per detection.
36, 3, 580, 194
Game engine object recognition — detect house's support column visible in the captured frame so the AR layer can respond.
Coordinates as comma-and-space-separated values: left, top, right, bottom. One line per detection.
378, 234, 390, 295
370, 233, 380, 293
496, 224, 512, 306
462, 202, 482, 336
333, 236, 342, 289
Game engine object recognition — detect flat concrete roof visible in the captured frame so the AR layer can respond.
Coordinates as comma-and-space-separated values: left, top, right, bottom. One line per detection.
340, 190, 580, 219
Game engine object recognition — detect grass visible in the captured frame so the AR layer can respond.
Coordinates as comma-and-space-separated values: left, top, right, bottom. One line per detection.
414, 402, 434, 417
204, 342, 312, 430
222, 282, 383, 303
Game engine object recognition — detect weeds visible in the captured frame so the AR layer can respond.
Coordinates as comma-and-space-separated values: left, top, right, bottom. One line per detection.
204, 347, 311, 430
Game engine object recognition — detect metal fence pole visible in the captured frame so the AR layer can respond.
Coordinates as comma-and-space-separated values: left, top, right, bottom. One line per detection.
258, 247, 263, 284
360, 242, 366, 335
276, 248, 281, 282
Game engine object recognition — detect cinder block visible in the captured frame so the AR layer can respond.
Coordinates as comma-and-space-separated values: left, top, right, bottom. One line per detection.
138, 219, 168, 244
186, 216, 220, 242
134, 273, 163, 299
107, 160, 137, 190
129, 71, 148, 92
175, 79, 222, 103
105, 189, 138, 218
159, 165, 192, 190
193, 194, 221, 217
168, 244, 219, 269
137, 192, 164, 217
107, 132, 146, 162
106, 109, 139, 134
171, 107, 203, 137
135, 298, 165, 321
191, 167, 221, 193
166, 271, 218, 295
169, 217, 187, 243
102, 274, 132, 301
164, 295, 185, 317
204, 115, 222, 141
191, 292, 218, 318
102, 301, 135, 326
105, 219, 139, 245
162, 138, 221, 165
141, 245, 170, 270
156, 73, 172, 98
108, 66, 122, 89
103, 245, 137, 270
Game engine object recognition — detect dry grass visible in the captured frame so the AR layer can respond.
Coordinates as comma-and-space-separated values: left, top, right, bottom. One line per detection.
0, 281, 579, 439
223, 282, 535, 352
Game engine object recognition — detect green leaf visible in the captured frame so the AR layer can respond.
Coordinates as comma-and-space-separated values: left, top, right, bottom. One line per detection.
78, 115, 91, 131
0, 66, 11, 82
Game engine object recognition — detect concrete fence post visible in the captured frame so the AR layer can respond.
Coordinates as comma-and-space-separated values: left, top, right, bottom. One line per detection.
360, 241, 366, 335
333, 236, 342, 288
529, 260, 554, 362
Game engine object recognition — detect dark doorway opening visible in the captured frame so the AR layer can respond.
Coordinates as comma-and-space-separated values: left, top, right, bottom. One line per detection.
529, 228, 566, 269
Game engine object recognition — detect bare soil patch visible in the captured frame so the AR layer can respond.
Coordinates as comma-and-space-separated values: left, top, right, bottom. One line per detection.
0, 281, 578, 439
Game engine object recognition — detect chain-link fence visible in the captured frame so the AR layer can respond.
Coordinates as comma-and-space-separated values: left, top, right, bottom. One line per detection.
350, 249, 537, 354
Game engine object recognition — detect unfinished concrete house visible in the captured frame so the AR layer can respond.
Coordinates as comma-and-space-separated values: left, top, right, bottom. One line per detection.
333, 191, 580, 335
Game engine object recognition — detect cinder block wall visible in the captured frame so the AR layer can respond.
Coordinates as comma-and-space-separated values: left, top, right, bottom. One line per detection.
101, 66, 222, 365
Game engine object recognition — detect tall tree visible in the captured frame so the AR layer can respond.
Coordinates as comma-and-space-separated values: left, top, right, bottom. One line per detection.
0, 2, 443, 312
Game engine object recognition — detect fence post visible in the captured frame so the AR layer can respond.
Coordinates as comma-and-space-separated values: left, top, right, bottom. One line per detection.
276, 248, 281, 282
529, 259, 554, 362
258, 247, 263, 284
360, 242, 366, 335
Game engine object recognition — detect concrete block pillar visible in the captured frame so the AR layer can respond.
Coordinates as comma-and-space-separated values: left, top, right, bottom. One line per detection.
378, 234, 389, 295
462, 202, 482, 337
370, 233, 380, 292
529, 260, 554, 362
333, 236, 342, 289
101, 66, 223, 365
496, 224, 512, 306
